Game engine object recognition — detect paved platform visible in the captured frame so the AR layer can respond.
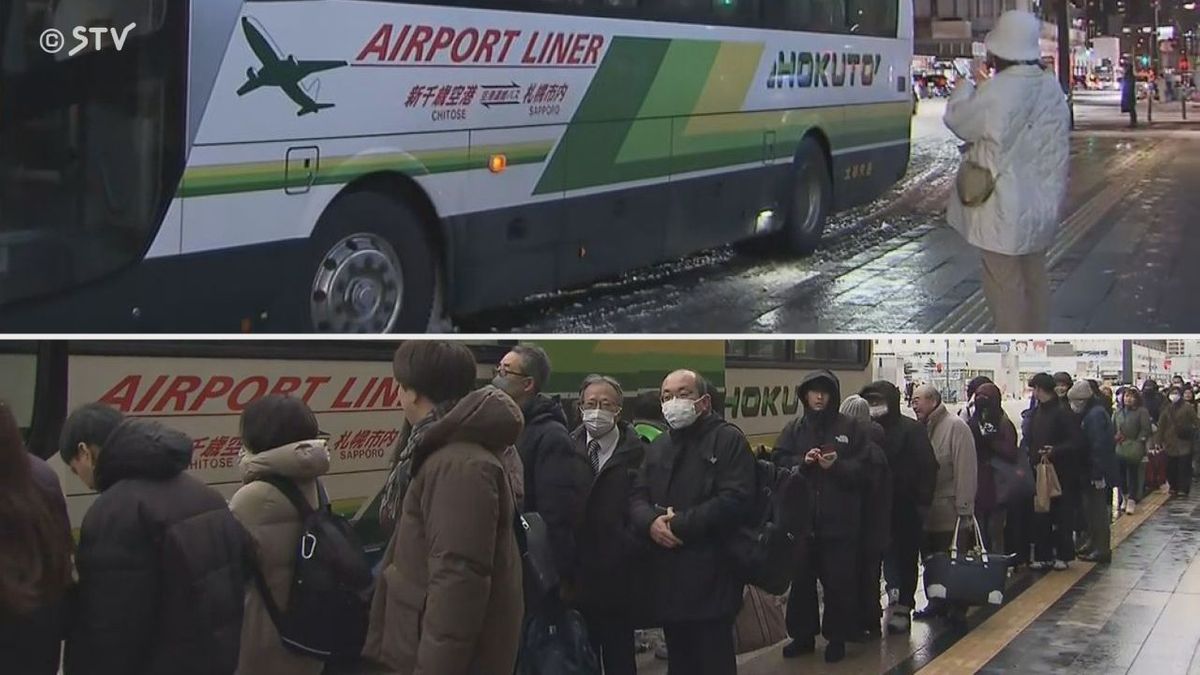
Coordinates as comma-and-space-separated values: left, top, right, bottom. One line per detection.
633, 490, 1175, 675
975, 490, 1200, 675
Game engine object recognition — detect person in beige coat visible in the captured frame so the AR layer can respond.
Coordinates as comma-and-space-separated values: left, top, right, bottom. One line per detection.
363, 341, 525, 675
911, 384, 977, 626
229, 394, 331, 675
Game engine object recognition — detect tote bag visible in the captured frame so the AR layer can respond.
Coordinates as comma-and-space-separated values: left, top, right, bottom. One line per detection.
1034, 457, 1063, 513
732, 586, 788, 655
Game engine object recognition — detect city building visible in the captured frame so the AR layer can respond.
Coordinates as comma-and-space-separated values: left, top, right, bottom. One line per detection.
873, 339, 1173, 401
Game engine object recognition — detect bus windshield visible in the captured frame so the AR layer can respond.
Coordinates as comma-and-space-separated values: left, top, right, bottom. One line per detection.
0, 0, 184, 306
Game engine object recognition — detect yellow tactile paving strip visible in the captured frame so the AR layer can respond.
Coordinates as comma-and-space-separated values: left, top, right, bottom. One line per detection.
916, 490, 1170, 674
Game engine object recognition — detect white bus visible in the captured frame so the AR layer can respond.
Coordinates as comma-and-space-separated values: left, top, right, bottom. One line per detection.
0, 0, 913, 333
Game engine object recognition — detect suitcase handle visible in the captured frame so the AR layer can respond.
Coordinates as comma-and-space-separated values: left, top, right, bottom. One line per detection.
949, 515, 989, 562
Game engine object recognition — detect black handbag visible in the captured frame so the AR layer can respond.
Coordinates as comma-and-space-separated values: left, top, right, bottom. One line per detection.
517, 600, 600, 675
515, 511, 560, 603
991, 455, 1035, 508
923, 515, 1011, 607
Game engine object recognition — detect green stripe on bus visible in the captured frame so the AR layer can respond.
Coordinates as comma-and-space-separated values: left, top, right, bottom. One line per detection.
179, 140, 555, 198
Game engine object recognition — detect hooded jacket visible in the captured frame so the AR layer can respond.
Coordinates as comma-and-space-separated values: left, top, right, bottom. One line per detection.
966, 383, 1019, 514
568, 421, 646, 613
363, 387, 525, 675
517, 393, 593, 581
944, 64, 1070, 256
229, 440, 331, 675
65, 419, 248, 675
773, 371, 869, 541
923, 404, 978, 533
1142, 382, 1164, 423
629, 412, 755, 623
859, 380, 939, 510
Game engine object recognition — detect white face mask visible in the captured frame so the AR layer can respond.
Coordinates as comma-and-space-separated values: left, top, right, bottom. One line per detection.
869, 404, 889, 419
582, 409, 617, 437
662, 397, 701, 430
1170, 394, 1183, 403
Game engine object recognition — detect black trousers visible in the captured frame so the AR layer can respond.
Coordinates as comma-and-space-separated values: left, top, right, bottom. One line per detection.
884, 502, 922, 610
581, 608, 636, 675
1168, 453, 1194, 494
857, 550, 884, 631
787, 537, 857, 643
1004, 500, 1034, 565
1034, 490, 1076, 562
662, 618, 736, 675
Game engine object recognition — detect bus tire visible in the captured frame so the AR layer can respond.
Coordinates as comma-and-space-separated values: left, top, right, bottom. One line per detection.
307, 191, 436, 333
784, 137, 832, 256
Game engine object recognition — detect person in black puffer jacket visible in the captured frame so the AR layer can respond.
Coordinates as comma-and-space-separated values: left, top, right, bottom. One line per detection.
493, 345, 592, 601
860, 380, 938, 635
59, 403, 248, 675
773, 370, 869, 664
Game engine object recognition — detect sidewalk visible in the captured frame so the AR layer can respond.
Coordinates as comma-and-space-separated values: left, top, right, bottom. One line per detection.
1073, 90, 1200, 133
970, 490, 1200, 675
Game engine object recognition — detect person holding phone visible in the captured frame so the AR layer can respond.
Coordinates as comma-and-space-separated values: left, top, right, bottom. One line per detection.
943, 10, 1070, 332
772, 371, 869, 664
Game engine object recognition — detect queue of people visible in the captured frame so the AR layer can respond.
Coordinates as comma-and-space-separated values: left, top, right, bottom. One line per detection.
5, 346, 1198, 675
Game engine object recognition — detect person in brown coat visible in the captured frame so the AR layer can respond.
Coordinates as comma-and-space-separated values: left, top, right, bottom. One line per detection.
1156, 386, 1199, 497
230, 395, 331, 675
363, 341, 525, 675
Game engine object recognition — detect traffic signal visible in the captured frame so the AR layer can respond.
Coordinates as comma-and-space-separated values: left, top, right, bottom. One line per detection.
1140, 54, 1151, 66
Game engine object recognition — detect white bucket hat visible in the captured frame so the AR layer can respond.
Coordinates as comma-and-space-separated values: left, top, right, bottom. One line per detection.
985, 10, 1042, 62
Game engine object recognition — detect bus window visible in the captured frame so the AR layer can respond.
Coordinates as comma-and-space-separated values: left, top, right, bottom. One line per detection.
765, 0, 848, 34
846, 0, 899, 37
0, 0, 185, 306
0, 341, 38, 440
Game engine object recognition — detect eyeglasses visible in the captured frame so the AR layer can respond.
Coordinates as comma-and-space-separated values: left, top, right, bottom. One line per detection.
579, 401, 621, 413
495, 365, 530, 378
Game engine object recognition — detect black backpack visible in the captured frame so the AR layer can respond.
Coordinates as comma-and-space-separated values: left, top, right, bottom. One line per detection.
517, 601, 600, 675
250, 476, 374, 662
725, 457, 811, 595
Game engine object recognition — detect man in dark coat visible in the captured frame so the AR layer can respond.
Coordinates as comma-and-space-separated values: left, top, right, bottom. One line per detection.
570, 374, 647, 675
860, 380, 938, 634
773, 371, 869, 664
494, 345, 592, 595
59, 404, 247, 675
1025, 373, 1084, 569
630, 369, 755, 675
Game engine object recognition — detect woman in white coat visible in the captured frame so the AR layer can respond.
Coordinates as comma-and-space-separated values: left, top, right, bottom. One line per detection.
944, 10, 1070, 332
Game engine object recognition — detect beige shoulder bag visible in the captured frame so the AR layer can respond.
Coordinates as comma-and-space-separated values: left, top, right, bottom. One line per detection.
956, 94, 1038, 207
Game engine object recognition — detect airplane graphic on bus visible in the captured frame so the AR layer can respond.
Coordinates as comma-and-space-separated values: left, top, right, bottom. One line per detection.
236, 17, 346, 116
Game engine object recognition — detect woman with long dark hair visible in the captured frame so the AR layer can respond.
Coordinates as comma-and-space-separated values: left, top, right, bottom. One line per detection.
0, 400, 74, 675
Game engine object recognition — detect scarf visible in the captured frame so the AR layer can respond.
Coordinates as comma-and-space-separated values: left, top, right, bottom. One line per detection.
378, 399, 457, 530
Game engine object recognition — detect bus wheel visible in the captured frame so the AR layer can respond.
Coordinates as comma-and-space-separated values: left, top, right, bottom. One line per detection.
308, 191, 435, 333
784, 138, 832, 256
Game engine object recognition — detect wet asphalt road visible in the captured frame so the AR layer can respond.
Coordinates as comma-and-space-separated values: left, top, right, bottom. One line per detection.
457, 99, 1194, 334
